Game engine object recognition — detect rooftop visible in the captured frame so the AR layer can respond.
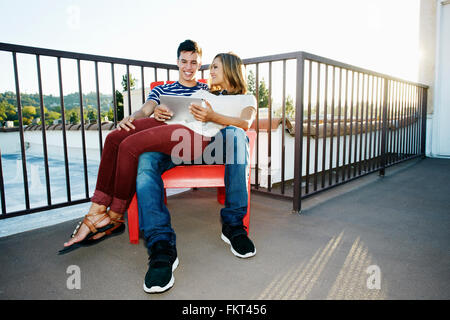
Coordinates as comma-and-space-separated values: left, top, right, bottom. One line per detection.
0, 157, 449, 300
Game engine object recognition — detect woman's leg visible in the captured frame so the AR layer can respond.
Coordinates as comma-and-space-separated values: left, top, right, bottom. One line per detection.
218, 126, 250, 226
91, 118, 166, 207
108, 124, 210, 214
64, 118, 166, 248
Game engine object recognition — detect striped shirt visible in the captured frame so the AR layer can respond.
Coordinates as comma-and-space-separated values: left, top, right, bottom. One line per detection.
146, 81, 209, 105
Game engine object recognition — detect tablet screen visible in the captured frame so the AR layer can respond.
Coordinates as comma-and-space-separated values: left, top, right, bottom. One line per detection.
159, 95, 204, 122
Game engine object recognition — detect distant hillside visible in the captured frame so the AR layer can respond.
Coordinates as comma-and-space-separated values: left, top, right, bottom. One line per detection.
0, 91, 118, 126
0, 91, 113, 112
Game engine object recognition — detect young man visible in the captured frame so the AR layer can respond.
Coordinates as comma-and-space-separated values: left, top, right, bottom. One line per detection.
117, 40, 208, 131
122, 41, 256, 294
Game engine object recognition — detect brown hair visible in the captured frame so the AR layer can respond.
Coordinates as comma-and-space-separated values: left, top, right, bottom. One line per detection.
209, 52, 247, 95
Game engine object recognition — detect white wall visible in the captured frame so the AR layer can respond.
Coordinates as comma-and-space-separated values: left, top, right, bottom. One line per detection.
252, 124, 418, 188
122, 87, 151, 117
429, 1, 450, 157
1, 131, 106, 163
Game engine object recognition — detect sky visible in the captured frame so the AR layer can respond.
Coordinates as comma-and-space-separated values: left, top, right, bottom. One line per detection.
0, 0, 422, 96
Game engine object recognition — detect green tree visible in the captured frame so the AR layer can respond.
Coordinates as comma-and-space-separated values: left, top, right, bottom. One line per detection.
274, 94, 295, 120
285, 95, 295, 119
0, 100, 10, 121
247, 70, 256, 95
247, 70, 270, 109
22, 105, 37, 124
101, 107, 114, 122
35, 106, 47, 118
258, 79, 270, 109
45, 111, 61, 125
115, 90, 124, 121
66, 109, 80, 124
22, 105, 36, 117
2, 101, 17, 122
86, 106, 97, 123
121, 74, 136, 92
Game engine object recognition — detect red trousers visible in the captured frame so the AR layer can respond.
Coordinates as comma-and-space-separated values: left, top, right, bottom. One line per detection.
91, 118, 210, 213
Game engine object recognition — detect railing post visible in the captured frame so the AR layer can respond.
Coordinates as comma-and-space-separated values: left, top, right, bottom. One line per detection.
0, 149, 6, 215
12, 51, 31, 210
293, 53, 305, 213
126, 64, 132, 116
420, 87, 428, 158
36, 54, 52, 206
379, 78, 389, 176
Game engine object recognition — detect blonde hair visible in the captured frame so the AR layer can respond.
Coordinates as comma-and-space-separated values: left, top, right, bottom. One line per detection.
209, 52, 247, 95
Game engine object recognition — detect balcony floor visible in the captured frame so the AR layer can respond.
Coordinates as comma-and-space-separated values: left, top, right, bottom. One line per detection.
0, 158, 449, 300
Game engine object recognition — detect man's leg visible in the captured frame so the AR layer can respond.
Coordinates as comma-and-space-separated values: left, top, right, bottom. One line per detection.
217, 127, 256, 258
136, 151, 179, 293
136, 151, 177, 248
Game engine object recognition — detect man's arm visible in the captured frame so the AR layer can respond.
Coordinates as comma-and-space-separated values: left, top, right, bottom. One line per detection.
117, 99, 157, 131
117, 98, 176, 131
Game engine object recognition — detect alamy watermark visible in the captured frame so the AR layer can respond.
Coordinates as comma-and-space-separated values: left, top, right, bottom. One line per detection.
66, 265, 81, 290
170, 127, 247, 165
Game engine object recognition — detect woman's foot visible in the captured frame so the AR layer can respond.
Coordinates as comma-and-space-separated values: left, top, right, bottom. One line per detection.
59, 208, 126, 255
63, 203, 111, 248
89, 210, 125, 241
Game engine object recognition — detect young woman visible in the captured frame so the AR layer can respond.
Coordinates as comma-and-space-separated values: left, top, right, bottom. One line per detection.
60, 52, 256, 254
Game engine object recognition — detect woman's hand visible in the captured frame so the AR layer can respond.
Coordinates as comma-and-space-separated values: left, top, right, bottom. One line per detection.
189, 100, 215, 122
153, 104, 173, 122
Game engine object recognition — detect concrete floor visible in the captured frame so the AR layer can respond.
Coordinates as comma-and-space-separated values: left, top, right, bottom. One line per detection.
0, 157, 449, 300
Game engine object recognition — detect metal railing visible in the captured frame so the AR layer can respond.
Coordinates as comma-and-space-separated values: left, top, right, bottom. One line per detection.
0, 42, 177, 218
0, 43, 428, 218
236, 51, 428, 212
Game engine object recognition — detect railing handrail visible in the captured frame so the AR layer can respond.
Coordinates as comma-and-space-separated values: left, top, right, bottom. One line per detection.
300, 51, 429, 89
0, 42, 178, 70
202, 50, 428, 89
1, 42, 429, 89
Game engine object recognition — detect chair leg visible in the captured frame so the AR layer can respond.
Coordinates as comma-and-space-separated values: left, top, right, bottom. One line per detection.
127, 193, 140, 244
243, 171, 252, 235
243, 188, 251, 235
217, 187, 225, 205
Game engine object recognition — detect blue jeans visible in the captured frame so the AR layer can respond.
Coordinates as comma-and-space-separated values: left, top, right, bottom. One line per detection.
136, 126, 250, 249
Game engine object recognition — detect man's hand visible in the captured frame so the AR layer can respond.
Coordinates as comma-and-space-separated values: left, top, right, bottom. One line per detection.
117, 115, 136, 131
154, 104, 173, 122
189, 100, 215, 122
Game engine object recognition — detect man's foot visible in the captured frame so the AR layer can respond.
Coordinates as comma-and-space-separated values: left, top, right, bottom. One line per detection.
221, 224, 256, 258
144, 240, 178, 293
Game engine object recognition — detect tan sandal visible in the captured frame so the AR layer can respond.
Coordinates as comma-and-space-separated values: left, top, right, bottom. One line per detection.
98, 211, 126, 238
58, 211, 116, 255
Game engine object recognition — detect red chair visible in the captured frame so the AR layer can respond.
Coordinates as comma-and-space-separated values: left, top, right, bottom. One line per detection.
126, 81, 256, 244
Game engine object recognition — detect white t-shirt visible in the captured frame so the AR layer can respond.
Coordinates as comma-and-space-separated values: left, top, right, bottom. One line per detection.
165, 90, 257, 137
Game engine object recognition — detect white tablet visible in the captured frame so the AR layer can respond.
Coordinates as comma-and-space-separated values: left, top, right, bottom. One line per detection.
159, 95, 203, 123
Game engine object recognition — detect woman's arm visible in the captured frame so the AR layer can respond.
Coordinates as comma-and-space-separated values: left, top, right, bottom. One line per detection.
189, 100, 256, 131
